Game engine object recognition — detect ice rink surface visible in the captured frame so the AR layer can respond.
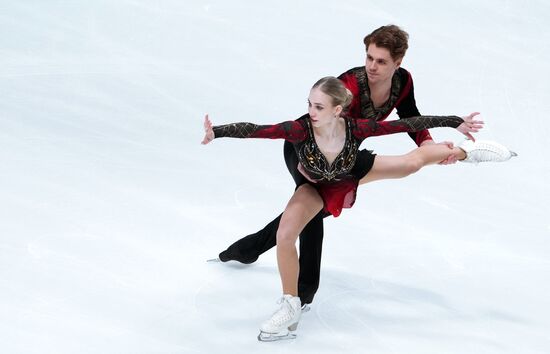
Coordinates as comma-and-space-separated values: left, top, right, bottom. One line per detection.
1, 1, 549, 353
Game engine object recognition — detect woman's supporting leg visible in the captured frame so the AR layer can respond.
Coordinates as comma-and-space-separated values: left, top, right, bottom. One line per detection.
219, 140, 321, 265
360, 144, 466, 185
277, 184, 324, 296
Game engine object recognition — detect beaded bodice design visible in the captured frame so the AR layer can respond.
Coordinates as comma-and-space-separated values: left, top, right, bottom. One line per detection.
296, 118, 358, 182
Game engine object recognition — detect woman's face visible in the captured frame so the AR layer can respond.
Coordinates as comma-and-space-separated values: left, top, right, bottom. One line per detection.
308, 87, 340, 128
365, 44, 401, 84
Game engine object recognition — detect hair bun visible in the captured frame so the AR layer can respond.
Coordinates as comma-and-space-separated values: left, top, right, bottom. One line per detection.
312, 76, 353, 110
344, 88, 353, 109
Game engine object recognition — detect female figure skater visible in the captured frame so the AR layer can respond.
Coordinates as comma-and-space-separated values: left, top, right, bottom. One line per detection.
201, 76, 515, 341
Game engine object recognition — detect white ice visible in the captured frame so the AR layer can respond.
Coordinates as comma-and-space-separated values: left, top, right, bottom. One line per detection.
1, 1, 549, 353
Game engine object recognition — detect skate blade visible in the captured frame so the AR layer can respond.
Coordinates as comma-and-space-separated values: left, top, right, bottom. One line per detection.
258, 330, 297, 342
258, 321, 298, 342
301, 304, 311, 313
510, 151, 518, 157
206, 258, 221, 263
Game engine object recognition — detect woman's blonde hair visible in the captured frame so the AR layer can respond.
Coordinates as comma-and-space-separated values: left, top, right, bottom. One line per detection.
311, 76, 353, 110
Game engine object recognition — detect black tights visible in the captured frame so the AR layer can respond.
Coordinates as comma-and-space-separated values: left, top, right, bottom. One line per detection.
219, 210, 325, 305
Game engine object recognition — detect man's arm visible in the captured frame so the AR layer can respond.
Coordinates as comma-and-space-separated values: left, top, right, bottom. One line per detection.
396, 70, 459, 164
395, 71, 434, 146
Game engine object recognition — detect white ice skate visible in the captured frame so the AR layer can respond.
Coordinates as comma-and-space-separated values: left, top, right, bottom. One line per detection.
258, 294, 301, 342
459, 139, 517, 163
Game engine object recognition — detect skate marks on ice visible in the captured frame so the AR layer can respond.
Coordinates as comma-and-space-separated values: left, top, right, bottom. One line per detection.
193, 263, 530, 351
193, 262, 292, 347
1, 231, 203, 354
310, 269, 530, 352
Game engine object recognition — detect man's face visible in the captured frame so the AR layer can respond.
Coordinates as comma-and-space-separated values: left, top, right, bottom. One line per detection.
365, 44, 401, 84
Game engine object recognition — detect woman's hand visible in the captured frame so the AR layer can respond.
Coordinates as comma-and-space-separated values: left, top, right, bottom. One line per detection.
421, 140, 458, 165
201, 114, 215, 145
437, 141, 458, 165
457, 112, 484, 141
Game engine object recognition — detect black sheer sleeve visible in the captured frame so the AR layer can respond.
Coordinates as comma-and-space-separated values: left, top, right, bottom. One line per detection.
352, 115, 463, 139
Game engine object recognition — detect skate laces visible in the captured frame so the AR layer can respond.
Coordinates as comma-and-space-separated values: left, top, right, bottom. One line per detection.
268, 296, 298, 327
473, 142, 502, 158
470, 143, 507, 162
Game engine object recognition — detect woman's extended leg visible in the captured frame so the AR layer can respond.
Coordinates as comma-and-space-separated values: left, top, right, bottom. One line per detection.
360, 144, 466, 185
277, 184, 324, 296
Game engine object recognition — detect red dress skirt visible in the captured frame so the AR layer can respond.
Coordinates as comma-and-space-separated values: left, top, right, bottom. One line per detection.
297, 155, 372, 217
316, 179, 358, 217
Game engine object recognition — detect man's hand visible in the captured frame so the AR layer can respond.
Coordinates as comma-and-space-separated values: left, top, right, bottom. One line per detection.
457, 112, 484, 141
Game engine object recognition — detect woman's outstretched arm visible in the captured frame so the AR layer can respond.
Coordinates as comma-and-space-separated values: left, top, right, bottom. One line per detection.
201, 114, 307, 145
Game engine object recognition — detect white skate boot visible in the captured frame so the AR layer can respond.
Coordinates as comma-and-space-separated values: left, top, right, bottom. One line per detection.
459, 139, 517, 163
258, 295, 301, 342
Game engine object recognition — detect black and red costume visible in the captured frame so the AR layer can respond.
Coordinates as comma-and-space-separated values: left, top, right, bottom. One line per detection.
213, 114, 462, 216
218, 67, 441, 305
